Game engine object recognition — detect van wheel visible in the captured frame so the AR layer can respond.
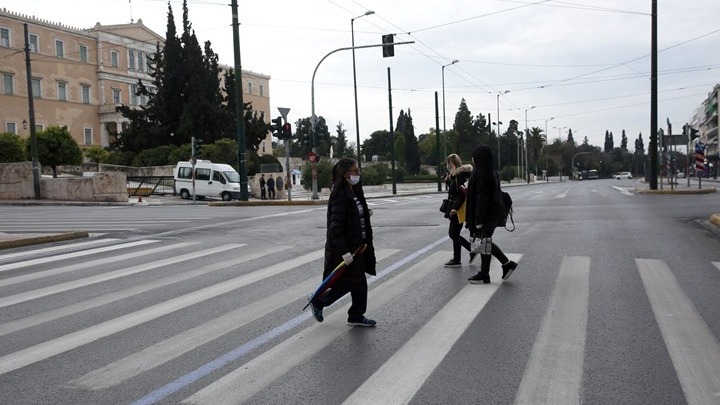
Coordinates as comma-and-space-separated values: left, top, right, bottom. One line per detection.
221, 192, 232, 201
180, 189, 190, 200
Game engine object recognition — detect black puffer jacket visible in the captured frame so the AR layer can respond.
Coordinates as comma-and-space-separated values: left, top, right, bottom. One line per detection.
466, 146, 505, 234
446, 164, 472, 211
323, 181, 376, 280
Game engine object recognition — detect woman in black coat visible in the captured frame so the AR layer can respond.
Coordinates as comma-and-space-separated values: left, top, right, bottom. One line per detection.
465, 145, 518, 283
308, 158, 377, 327
443, 153, 475, 267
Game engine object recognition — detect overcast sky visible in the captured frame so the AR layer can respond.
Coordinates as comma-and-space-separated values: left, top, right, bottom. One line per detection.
5, 0, 720, 149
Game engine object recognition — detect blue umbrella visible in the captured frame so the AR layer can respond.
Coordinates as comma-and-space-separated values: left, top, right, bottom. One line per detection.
303, 243, 367, 311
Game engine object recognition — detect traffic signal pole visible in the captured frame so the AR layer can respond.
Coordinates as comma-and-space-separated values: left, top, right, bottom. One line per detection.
231, 0, 249, 201
310, 40, 414, 199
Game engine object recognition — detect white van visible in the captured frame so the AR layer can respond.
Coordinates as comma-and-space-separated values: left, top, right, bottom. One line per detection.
174, 160, 241, 201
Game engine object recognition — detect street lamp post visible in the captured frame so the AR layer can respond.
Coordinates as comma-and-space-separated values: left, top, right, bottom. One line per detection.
441, 59, 459, 160
572, 152, 592, 180
544, 117, 554, 181
524, 106, 535, 183
351, 10, 374, 168
496, 90, 509, 170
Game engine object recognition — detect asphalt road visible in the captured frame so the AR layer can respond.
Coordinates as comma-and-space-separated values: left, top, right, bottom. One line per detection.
1, 178, 719, 405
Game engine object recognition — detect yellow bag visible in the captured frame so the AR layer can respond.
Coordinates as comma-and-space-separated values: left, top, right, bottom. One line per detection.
457, 200, 467, 223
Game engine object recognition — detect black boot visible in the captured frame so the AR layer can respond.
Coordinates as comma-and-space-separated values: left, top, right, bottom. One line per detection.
468, 254, 491, 284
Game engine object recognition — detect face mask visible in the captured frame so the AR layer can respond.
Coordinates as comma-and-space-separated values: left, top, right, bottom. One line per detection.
349, 175, 361, 185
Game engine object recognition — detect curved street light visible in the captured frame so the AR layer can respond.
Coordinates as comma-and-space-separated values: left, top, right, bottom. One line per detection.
351, 10, 375, 168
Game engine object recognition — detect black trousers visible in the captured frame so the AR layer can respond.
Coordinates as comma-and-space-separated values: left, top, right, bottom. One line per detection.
267, 186, 275, 199
316, 277, 368, 322
448, 216, 471, 261
260, 186, 266, 199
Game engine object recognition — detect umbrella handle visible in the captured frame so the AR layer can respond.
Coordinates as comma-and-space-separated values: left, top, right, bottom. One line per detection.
353, 243, 367, 257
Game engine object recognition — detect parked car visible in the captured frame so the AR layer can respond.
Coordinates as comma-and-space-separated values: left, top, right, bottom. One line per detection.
676, 171, 686, 178
615, 172, 632, 179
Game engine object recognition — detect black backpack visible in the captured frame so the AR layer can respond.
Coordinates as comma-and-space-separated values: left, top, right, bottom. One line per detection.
499, 191, 515, 231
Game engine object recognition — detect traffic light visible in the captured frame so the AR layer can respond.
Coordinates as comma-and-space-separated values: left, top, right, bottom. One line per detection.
282, 122, 292, 139
191, 136, 203, 158
270, 117, 283, 137
690, 127, 700, 140
382, 34, 394, 58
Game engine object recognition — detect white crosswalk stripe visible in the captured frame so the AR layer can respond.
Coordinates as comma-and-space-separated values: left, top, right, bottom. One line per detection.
1, 243, 719, 405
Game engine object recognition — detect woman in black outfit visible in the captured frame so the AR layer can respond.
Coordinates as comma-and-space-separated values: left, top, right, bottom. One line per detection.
308, 158, 377, 327
444, 154, 476, 267
465, 145, 518, 283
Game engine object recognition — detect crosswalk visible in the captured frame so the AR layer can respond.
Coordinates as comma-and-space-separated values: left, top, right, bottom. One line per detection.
1, 237, 718, 404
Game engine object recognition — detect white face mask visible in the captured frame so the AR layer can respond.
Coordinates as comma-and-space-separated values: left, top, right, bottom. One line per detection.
349, 175, 361, 185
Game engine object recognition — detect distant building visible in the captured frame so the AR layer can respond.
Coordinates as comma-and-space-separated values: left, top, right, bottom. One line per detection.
0, 8, 272, 155
699, 84, 718, 173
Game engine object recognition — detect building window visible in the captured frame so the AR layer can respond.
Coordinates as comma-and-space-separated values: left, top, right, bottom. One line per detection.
247, 82, 253, 94
6, 122, 17, 134
84, 128, 92, 145
112, 88, 121, 104
0, 28, 9, 47
55, 39, 64, 58
130, 84, 138, 106
259, 84, 264, 96
137, 52, 144, 72
129, 50, 135, 70
29, 34, 38, 53
79, 45, 88, 62
57, 82, 67, 101
81, 84, 90, 104
110, 51, 118, 67
2, 73, 12, 95
31, 78, 41, 98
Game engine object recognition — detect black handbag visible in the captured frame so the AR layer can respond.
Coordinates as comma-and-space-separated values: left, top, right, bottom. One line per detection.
440, 198, 454, 218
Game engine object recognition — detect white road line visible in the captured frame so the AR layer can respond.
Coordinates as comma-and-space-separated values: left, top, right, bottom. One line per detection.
382, 199, 399, 203
555, 188, 569, 199
712, 262, 719, 272
69, 249, 400, 390
0, 246, 289, 338
513, 256, 589, 405
611, 185, 634, 196
0, 240, 159, 273
343, 255, 521, 405
0, 249, 324, 376
636, 259, 720, 405
0, 243, 237, 309
0, 238, 119, 261
0, 242, 195, 288
181, 251, 449, 405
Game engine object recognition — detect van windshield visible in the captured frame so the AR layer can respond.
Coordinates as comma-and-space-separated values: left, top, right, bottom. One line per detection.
224, 171, 240, 183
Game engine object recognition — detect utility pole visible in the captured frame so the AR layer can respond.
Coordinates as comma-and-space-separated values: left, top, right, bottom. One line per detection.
649, 0, 658, 189
24, 24, 41, 199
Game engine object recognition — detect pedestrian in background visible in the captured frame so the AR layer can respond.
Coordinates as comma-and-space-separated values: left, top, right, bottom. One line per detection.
259, 174, 266, 199
267, 175, 275, 199
308, 158, 377, 327
465, 145, 518, 283
443, 154, 476, 268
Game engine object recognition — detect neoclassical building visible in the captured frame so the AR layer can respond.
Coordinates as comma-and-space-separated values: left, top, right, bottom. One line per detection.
0, 8, 273, 155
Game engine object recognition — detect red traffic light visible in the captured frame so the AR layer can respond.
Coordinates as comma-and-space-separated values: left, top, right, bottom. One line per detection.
282, 123, 291, 132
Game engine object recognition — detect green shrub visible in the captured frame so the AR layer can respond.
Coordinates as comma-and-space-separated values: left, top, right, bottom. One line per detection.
0, 132, 26, 163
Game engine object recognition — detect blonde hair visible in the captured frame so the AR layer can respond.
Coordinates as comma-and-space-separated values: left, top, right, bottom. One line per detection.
446, 154, 462, 176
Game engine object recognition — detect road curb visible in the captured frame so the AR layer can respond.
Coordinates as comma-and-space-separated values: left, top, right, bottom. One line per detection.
636, 187, 717, 195
0, 231, 89, 250
208, 200, 328, 207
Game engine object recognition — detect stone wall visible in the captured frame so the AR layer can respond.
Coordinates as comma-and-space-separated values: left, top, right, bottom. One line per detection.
0, 162, 128, 202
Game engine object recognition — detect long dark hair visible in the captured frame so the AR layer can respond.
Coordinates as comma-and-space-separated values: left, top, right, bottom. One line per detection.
330, 158, 358, 199
469, 145, 495, 183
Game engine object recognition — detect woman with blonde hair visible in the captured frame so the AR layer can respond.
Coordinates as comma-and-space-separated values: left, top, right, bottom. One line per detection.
443, 153, 476, 267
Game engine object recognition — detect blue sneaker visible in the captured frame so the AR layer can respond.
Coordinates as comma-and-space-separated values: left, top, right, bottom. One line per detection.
347, 317, 377, 327
307, 294, 323, 323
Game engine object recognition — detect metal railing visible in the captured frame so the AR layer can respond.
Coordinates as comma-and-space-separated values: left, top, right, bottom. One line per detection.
126, 176, 175, 196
